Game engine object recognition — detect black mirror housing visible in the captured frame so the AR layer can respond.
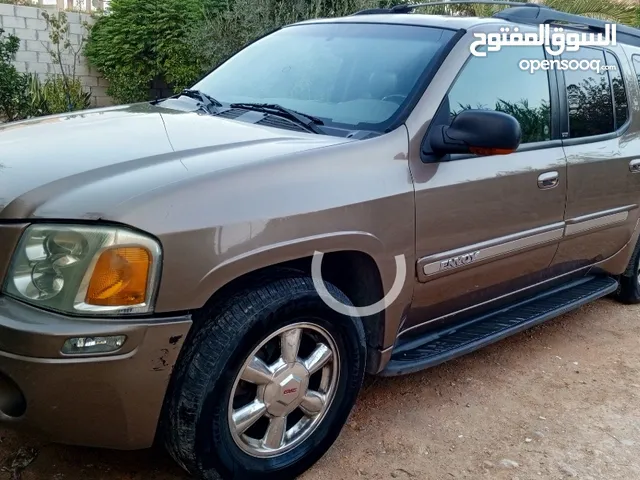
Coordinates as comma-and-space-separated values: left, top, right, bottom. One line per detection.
427, 109, 522, 157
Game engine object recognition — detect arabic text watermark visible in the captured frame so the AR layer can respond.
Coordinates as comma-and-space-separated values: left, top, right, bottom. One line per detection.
470, 24, 617, 57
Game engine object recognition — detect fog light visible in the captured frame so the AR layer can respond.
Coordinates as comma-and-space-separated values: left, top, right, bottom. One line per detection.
62, 335, 126, 354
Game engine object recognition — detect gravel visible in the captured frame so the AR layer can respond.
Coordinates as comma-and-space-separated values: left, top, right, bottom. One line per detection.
2, 298, 640, 479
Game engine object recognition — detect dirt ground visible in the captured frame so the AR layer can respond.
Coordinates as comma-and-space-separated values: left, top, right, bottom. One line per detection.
1, 298, 639, 480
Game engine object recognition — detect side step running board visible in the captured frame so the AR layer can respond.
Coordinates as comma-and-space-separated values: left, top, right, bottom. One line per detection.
381, 276, 618, 376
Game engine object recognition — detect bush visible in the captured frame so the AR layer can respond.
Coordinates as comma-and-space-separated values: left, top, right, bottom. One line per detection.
0, 12, 92, 123
188, 0, 391, 73
84, 0, 206, 104
0, 28, 29, 122
0, 0, 37, 5
26, 75, 92, 117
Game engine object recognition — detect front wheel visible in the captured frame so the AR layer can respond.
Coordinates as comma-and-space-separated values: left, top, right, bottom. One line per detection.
164, 276, 367, 479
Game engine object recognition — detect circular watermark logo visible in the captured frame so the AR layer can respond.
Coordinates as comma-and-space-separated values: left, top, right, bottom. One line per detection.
310, 251, 407, 317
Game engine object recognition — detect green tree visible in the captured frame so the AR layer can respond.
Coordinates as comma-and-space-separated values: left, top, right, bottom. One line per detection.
84, 0, 205, 103
0, 28, 28, 122
189, 0, 401, 73
426, 0, 637, 24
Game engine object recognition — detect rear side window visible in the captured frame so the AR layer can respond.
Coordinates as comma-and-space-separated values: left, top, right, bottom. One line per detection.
563, 49, 613, 138
562, 48, 628, 138
605, 51, 628, 129
447, 45, 551, 144
632, 54, 640, 88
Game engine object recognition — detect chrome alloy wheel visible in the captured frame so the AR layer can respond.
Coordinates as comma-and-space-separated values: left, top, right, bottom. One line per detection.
228, 322, 340, 458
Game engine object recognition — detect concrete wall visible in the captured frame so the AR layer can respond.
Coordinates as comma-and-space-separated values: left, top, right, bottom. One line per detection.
0, 3, 113, 107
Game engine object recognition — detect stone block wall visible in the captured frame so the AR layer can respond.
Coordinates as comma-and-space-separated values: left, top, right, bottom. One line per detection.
0, 3, 113, 107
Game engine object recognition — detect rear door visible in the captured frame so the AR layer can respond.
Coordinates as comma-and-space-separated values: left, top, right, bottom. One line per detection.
405, 38, 568, 336
551, 46, 640, 271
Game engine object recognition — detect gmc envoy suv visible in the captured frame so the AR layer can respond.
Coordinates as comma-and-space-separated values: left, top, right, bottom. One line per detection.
2, 3, 640, 479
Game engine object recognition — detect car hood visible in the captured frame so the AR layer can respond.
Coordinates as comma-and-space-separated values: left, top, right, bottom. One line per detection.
0, 103, 350, 220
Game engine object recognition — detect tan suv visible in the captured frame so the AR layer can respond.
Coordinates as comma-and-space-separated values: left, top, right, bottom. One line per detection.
2, 2, 640, 478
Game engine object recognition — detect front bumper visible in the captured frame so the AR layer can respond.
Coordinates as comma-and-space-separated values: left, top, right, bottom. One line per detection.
0, 295, 192, 449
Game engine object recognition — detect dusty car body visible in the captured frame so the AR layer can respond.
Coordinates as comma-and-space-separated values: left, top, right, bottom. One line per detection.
2, 3, 640, 479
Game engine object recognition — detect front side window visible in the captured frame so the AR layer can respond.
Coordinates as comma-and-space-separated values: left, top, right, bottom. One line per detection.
194, 23, 456, 132
447, 45, 552, 144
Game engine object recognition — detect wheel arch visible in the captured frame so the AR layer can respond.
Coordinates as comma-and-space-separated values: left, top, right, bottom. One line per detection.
188, 232, 391, 372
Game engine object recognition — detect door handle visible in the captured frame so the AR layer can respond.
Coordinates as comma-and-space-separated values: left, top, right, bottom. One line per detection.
630, 159, 640, 173
538, 171, 559, 190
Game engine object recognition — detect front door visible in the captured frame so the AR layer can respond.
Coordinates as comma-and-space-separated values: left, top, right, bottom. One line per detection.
405, 39, 567, 337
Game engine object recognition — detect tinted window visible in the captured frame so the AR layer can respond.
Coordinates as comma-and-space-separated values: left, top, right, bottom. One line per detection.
633, 55, 640, 86
605, 51, 628, 129
194, 23, 456, 131
563, 49, 613, 138
447, 46, 551, 144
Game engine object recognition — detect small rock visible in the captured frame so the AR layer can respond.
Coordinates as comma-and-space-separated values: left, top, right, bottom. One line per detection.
500, 459, 520, 468
534, 431, 545, 438
539, 416, 547, 420
558, 463, 578, 477
391, 469, 416, 478
2, 446, 39, 480
525, 438, 532, 443
573, 362, 579, 365
483, 461, 495, 469
466, 403, 471, 408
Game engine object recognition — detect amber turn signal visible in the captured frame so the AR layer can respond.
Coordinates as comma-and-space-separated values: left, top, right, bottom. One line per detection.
85, 247, 151, 306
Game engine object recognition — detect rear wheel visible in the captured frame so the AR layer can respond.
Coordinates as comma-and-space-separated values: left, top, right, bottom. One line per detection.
164, 276, 366, 479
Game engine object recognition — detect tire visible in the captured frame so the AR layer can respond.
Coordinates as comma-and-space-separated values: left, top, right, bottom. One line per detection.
164, 276, 367, 480
615, 236, 640, 303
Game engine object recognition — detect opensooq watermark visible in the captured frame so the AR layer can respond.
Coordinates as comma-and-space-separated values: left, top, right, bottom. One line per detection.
470, 24, 618, 73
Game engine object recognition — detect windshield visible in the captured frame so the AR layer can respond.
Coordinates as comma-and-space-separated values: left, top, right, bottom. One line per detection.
194, 22, 457, 133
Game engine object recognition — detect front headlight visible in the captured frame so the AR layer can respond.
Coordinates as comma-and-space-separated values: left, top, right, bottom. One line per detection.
3, 224, 162, 315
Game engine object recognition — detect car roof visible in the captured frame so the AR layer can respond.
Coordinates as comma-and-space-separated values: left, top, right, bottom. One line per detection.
293, 13, 510, 30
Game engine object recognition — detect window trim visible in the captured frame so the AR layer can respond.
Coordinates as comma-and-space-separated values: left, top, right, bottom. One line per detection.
421, 44, 561, 163
557, 46, 631, 146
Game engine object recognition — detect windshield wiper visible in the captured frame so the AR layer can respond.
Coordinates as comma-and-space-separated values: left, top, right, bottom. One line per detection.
229, 102, 325, 134
173, 89, 222, 114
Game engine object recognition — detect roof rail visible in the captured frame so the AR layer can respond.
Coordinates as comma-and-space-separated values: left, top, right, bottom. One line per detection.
351, 8, 396, 15
352, 1, 539, 15
494, 6, 640, 47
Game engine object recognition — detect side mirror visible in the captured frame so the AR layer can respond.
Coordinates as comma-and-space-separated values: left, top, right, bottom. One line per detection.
426, 109, 522, 157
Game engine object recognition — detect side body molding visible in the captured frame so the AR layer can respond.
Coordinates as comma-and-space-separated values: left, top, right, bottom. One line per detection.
417, 205, 638, 282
